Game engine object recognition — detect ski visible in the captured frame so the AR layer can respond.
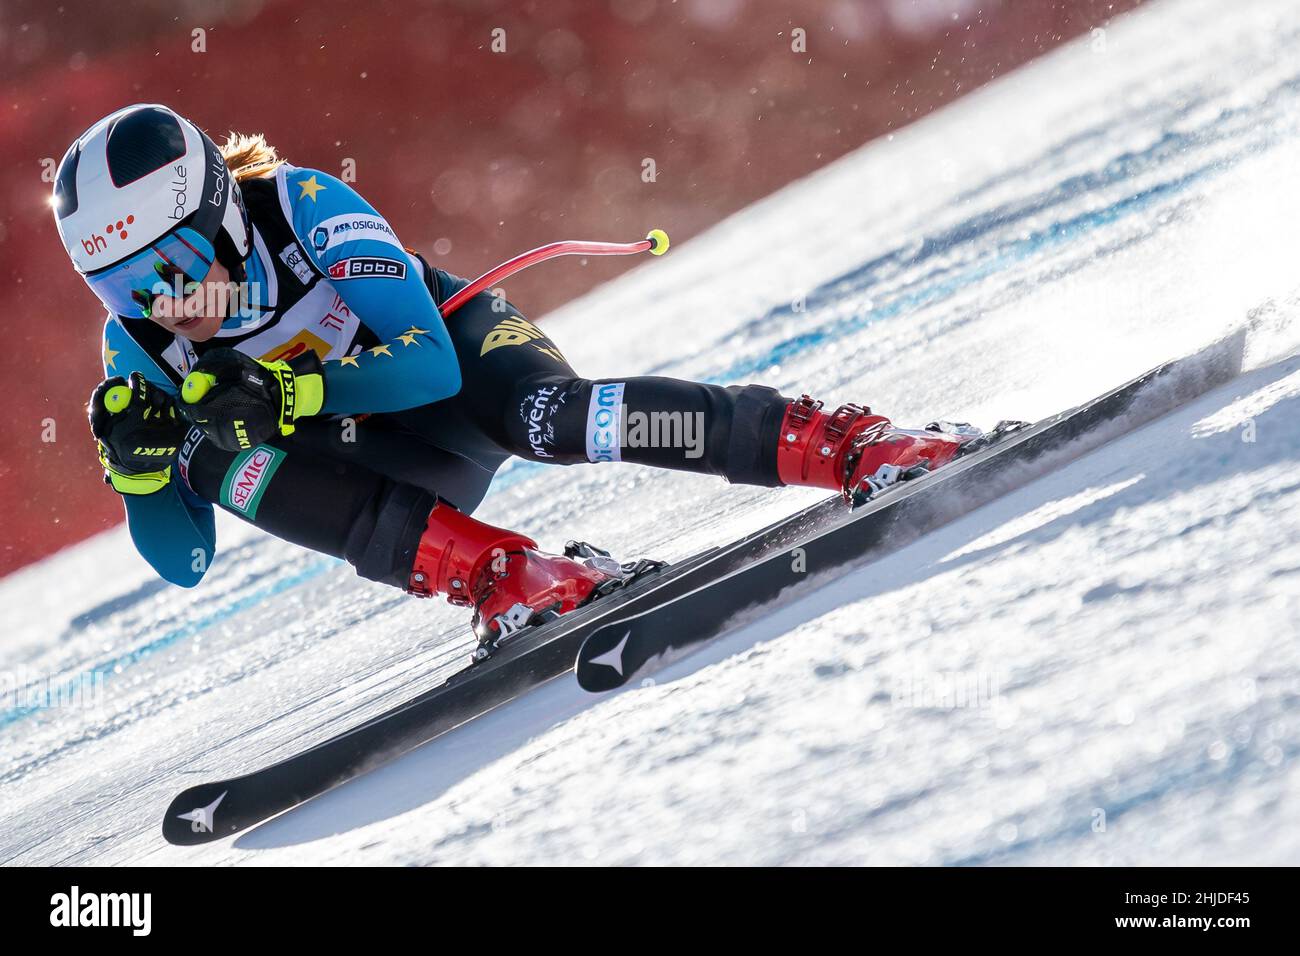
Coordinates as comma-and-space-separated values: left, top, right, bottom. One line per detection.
162, 475, 874, 845
162, 471, 869, 844
162, 331, 1243, 845
574, 331, 1247, 691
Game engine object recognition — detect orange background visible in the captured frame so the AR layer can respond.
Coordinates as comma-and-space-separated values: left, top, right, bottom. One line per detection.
0, 0, 1141, 577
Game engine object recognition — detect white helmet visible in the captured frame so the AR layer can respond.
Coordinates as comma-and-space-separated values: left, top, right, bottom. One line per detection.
51, 104, 251, 318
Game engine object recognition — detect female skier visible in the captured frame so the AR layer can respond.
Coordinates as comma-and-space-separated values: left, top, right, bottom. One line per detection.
54, 104, 975, 641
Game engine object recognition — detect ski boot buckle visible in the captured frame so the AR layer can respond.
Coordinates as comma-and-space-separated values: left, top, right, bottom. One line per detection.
565, 541, 668, 592
565, 540, 625, 578
472, 601, 559, 661
850, 460, 932, 507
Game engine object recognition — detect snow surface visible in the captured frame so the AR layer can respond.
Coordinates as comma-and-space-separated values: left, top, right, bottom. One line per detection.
4, 0, 1300, 865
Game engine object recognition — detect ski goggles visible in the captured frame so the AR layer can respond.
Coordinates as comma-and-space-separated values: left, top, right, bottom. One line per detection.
83, 226, 215, 319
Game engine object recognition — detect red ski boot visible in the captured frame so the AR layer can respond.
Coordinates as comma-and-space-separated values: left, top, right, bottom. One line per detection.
775, 395, 981, 502
405, 503, 627, 653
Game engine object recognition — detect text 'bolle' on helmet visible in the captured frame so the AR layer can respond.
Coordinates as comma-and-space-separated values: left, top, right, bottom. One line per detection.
51, 104, 251, 319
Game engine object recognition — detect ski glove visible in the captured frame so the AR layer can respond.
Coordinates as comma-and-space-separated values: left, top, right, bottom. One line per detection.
179, 347, 326, 453
88, 372, 187, 495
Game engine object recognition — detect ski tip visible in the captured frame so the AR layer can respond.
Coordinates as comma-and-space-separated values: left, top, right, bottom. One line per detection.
645, 228, 670, 256
162, 783, 238, 846
575, 622, 635, 693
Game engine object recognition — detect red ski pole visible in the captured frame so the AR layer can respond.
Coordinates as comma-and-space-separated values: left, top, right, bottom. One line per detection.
439, 228, 670, 317
181, 229, 671, 415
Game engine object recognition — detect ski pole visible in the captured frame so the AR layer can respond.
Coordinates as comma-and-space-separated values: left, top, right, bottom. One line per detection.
180, 230, 670, 403
439, 228, 670, 318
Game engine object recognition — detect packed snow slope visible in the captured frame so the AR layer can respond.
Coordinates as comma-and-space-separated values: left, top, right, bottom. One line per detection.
4, 0, 1300, 865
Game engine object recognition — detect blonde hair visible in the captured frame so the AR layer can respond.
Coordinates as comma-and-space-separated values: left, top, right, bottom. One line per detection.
219, 131, 284, 182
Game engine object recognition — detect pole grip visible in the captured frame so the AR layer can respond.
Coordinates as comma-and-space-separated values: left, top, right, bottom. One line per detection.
181, 371, 218, 404
440, 229, 669, 317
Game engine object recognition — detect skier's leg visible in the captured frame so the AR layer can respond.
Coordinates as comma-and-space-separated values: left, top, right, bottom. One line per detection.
180, 422, 447, 588
409, 268, 974, 495
276, 415, 498, 514
493, 376, 976, 496
400, 270, 794, 485
178, 424, 623, 636
498, 373, 795, 484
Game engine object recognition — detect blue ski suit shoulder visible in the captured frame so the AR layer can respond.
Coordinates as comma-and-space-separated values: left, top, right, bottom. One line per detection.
101, 318, 216, 588
277, 165, 462, 413
100, 165, 464, 587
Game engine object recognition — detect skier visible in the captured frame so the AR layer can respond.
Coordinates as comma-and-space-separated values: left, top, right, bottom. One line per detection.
54, 104, 975, 641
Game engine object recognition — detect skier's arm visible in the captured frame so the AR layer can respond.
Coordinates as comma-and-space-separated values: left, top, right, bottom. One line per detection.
284, 167, 461, 414
100, 319, 217, 587
120, 479, 217, 588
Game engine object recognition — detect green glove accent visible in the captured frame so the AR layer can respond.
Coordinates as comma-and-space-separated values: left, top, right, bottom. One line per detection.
180, 350, 325, 449
98, 442, 171, 495
290, 360, 326, 419
89, 372, 184, 495
261, 354, 325, 436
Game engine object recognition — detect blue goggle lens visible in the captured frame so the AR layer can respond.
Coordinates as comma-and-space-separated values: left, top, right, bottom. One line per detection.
84, 227, 215, 319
